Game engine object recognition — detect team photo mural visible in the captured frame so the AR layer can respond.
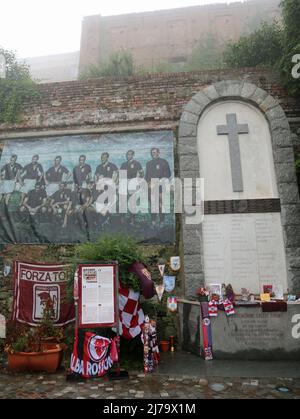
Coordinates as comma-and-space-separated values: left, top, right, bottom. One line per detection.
0, 131, 175, 244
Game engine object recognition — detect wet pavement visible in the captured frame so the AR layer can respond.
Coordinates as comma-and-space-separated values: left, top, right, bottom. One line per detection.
0, 370, 299, 399
1, 353, 300, 399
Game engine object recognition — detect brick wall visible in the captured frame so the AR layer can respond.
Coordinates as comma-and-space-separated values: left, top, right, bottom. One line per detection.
1, 67, 299, 134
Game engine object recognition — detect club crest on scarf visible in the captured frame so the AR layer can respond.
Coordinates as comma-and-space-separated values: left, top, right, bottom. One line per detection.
163, 276, 176, 293
88, 335, 110, 363
70, 331, 119, 378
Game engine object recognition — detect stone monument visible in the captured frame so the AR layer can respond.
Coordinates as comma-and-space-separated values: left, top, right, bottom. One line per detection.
179, 80, 300, 297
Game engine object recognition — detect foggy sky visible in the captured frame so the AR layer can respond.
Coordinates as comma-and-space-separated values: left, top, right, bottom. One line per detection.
0, 0, 244, 58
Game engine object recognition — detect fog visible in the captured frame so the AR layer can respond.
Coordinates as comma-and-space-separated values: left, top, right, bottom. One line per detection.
0, 0, 244, 58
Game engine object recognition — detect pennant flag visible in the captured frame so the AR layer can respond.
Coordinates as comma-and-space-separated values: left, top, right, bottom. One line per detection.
167, 296, 178, 312
163, 276, 176, 293
156, 284, 165, 302
170, 257, 181, 272
158, 264, 165, 277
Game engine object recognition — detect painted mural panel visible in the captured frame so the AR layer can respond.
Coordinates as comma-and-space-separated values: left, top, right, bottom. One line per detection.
0, 131, 175, 244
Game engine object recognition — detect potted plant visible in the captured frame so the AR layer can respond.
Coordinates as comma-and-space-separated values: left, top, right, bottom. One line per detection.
5, 299, 64, 373
159, 340, 170, 352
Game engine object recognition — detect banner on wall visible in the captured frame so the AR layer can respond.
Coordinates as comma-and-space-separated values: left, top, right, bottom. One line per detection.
0, 131, 175, 244
13, 262, 75, 327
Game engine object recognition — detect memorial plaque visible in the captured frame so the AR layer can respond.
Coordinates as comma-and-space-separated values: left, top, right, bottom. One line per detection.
202, 213, 288, 293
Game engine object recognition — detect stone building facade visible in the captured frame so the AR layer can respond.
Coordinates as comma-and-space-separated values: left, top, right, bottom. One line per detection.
0, 67, 299, 329
79, 0, 281, 71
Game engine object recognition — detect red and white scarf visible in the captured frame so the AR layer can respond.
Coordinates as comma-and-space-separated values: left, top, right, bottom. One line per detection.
209, 299, 235, 317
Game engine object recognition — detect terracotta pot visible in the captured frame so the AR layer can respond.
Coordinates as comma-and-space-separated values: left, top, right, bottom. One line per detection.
160, 341, 170, 353
8, 344, 63, 373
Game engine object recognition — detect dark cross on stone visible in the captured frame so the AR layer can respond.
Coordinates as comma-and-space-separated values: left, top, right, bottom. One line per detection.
217, 113, 249, 192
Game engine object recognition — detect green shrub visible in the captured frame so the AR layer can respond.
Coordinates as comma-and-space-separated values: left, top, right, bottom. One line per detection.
80, 51, 134, 79
223, 22, 283, 68
71, 234, 146, 291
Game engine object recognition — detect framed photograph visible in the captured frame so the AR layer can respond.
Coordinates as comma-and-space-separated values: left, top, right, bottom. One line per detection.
263, 284, 273, 294
78, 262, 118, 329
207, 283, 222, 297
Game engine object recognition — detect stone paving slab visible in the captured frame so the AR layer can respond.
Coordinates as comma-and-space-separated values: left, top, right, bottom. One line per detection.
157, 353, 300, 378
0, 371, 299, 399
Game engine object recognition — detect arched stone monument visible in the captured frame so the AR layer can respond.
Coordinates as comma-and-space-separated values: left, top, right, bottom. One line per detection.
179, 80, 300, 297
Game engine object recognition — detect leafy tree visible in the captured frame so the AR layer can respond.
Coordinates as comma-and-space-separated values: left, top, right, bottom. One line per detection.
186, 34, 224, 71
223, 22, 283, 68
0, 48, 31, 81
80, 51, 134, 79
279, 0, 300, 96
0, 48, 38, 124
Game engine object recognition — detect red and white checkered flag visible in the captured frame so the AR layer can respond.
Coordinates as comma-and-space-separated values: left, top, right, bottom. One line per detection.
118, 283, 145, 340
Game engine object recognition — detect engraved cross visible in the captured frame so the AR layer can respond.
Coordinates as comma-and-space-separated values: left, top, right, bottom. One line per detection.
217, 113, 249, 192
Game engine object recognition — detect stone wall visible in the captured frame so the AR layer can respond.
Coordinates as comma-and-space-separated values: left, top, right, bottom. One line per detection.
179, 300, 300, 360
0, 67, 299, 312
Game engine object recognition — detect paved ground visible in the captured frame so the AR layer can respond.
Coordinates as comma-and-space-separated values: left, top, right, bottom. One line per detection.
158, 352, 300, 378
1, 353, 300, 399
0, 371, 299, 399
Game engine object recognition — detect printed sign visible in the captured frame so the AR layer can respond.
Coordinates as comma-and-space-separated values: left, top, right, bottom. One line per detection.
78, 263, 118, 328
